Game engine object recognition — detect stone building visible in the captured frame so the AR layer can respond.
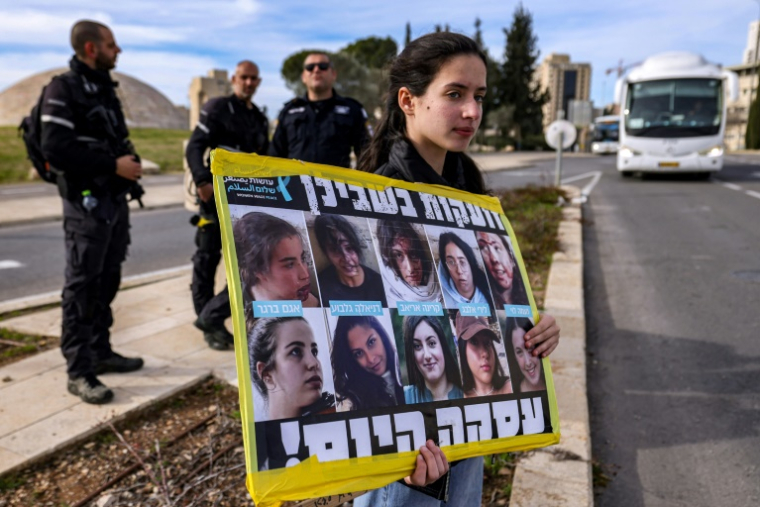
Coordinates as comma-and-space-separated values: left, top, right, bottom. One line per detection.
534, 53, 592, 130
725, 20, 760, 151
188, 69, 232, 129
0, 68, 187, 129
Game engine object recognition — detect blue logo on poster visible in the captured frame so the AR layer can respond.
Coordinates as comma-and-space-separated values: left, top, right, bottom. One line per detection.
277, 176, 292, 201
504, 305, 532, 318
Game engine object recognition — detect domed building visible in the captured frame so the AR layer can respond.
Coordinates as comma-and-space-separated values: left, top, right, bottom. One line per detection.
0, 68, 188, 129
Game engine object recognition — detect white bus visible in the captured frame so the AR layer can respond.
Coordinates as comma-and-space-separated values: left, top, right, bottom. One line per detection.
590, 115, 620, 154
614, 52, 738, 177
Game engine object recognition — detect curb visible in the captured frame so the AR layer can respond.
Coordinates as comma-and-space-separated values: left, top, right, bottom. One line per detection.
510, 184, 593, 506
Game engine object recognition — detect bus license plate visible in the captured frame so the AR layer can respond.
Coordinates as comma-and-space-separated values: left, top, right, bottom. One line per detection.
659, 162, 679, 168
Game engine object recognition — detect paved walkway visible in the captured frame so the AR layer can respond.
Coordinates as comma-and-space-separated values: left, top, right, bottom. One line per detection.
0, 271, 236, 476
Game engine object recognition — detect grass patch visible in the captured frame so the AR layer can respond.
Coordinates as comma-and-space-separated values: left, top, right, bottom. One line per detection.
129, 127, 190, 173
0, 126, 189, 184
498, 185, 566, 309
0, 328, 59, 368
0, 473, 25, 492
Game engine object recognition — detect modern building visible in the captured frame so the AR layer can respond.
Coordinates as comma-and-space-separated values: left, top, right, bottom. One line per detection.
534, 53, 592, 130
725, 20, 760, 151
743, 20, 760, 66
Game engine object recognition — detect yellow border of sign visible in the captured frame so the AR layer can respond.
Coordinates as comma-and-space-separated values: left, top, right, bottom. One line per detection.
212, 149, 561, 507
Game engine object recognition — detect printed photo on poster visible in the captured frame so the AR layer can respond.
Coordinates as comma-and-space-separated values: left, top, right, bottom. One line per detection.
370, 219, 441, 307
390, 310, 464, 404
475, 232, 529, 307
451, 310, 513, 398
230, 205, 322, 310
248, 309, 336, 422
499, 312, 547, 393
306, 214, 388, 307
327, 310, 404, 412
426, 226, 493, 311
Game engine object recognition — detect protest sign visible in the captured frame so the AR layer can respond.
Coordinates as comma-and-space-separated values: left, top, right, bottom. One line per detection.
211, 149, 560, 506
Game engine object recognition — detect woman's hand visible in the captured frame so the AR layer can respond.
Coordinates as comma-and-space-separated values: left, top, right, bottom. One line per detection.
525, 313, 560, 358
403, 440, 449, 487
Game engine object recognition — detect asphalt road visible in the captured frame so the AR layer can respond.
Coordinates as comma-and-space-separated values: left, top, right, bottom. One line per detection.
0, 205, 196, 302
583, 157, 760, 506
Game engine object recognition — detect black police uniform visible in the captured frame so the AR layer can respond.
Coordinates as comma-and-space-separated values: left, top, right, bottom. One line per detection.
185, 95, 269, 327
40, 57, 135, 380
268, 91, 370, 167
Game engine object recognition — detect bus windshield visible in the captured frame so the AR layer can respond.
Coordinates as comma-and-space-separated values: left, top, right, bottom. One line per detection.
593, 120, 619, 142
624, 78, 722, 138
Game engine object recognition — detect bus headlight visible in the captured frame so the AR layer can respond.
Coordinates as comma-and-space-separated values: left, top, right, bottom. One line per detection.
619, 146, 640, 158
698, 146, 723, 157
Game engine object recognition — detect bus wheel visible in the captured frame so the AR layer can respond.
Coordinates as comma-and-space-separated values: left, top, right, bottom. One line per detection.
620, 171, 633, 178
694, 172, 711, 180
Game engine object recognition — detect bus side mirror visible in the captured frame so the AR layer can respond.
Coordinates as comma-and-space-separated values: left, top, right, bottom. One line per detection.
721, 70, 738, 102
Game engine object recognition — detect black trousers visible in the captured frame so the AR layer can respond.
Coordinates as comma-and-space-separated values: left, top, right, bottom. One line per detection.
191, 198, 230, 325
61, 197, 130, 379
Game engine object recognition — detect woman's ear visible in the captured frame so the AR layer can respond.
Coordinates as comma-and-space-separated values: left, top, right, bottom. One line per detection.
398, 87, 415, 117
257, 362, 275, 389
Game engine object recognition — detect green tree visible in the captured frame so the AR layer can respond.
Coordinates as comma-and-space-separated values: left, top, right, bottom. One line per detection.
280, 49, 329, 94
473, 18, 507, 148
746, 96, 760, 149
500, 4, 548, 145
405, 22, 412, 47
279, 46, 387, 119
341, 36, 398, 69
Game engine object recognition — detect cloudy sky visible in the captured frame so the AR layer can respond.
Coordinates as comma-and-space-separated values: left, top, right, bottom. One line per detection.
0, 0, 757, 121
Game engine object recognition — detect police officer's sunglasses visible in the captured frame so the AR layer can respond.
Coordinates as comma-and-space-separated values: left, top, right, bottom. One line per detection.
304, 62, 331, 72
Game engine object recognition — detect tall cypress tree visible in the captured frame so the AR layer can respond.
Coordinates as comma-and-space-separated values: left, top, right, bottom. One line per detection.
405, 22, 412, 47
747, 96, 760, 149
473, 18, 506, 146
501, 4, 548, 143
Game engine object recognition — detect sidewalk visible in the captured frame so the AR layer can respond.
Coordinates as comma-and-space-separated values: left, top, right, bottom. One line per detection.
0, 271, 237, 476
0, 185, 592, 505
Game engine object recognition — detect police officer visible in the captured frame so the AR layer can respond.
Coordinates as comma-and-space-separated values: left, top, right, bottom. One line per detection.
186, 60, 269, 350
40, 20, 144, 404
269, 52, 370, 167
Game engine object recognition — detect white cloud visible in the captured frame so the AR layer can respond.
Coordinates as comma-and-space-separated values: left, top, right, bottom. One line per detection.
0, 0, 756, 117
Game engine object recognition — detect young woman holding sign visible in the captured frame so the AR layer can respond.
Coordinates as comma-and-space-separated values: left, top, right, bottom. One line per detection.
355, 31, 561, 506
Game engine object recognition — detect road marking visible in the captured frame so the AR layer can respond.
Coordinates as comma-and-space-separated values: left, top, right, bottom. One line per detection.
561, 171, 603, 203
721, 182, 743, 191
746, 190, 760, 200
0, 260, 24, 269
